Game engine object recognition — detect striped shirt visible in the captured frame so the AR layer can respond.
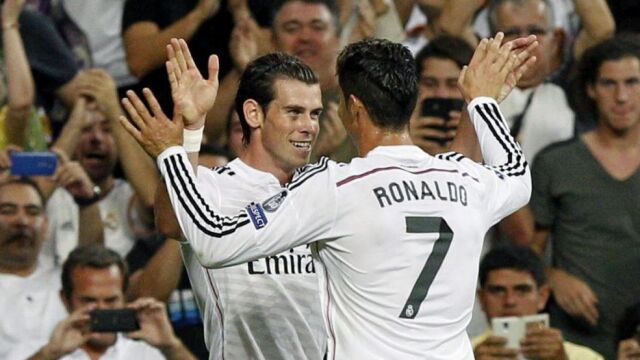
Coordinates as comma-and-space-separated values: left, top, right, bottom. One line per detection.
159, 97, 531, 359
181, 159, 326, 360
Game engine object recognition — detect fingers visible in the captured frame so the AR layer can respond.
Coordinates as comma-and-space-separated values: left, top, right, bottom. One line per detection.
167, 42, 182, 80
207, 54, 220, 84
485, 32, 505, 64
118, 116, 144, 144
508, 34, 537, 51
468, 38, 488, 68
512, 56, 537, 84
171, 38, 189, 74
123, 90, 153, 128
179, 38, 196, 70
142, 88, 168, 121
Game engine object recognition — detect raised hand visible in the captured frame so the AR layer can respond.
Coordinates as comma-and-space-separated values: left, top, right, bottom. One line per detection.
166, 38, 219, 130
51, 148, 96, 202
458, 33, 538, 103
1, 0, 25, 26
120, 89, 183, 158
474, 335, 518, 360
126, 298, 177, 348
229, 17, 259, 73
39, 306, 94, 360
521, 327, 567, 360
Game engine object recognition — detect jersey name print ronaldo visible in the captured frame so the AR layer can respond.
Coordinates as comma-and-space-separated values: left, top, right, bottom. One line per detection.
159, 97, 531, 359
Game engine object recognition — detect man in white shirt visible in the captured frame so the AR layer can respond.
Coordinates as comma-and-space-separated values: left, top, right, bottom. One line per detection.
0, 178, 67, 359
124, 34, 535, 359
124, 42, 327, 359
20, 245, 195, 360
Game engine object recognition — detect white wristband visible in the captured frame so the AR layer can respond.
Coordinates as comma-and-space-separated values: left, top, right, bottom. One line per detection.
183, 127, 204, 152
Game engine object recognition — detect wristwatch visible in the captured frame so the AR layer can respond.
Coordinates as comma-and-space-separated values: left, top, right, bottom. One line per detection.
74, 185, 102, 207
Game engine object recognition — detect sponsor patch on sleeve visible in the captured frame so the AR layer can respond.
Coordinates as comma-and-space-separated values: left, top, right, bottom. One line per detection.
246, 202, 268, 229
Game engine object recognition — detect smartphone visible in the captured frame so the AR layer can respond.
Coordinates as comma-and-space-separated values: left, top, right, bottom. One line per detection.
10, 152, 57, 176
492, 313, 550, 349
420, 97, 464, 119
90, 309, 140, 333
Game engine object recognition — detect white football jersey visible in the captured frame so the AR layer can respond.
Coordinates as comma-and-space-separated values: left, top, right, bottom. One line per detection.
158, 97, 531, 359
180, 159, 326, 360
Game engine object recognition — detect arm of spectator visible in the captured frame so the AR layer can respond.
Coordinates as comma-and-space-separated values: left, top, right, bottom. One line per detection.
547, 267, 599, 326
439, 0, 483, 47
474, 335, 518, 360
127, 240, 183, 302
572, 0, 615, 60
347, 0, 377, 45
123, 0, 220, 79
127, 298, 197, 360
154, 179, 183, 239
498, 206, 535, 245
3, 0, 34, 147
51, 148, 104, 247
26, 306, 94, 360
79, 69, 158, 211
52, 97, 91, 158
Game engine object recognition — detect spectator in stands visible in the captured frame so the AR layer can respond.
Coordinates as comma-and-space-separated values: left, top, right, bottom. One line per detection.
410, 35, 474, 156
42, 70, 158, 264
122, 0, 234, 118
530, 35, 640, 359
0, 178, 67, 359
15, 245, 195, 360
473, 245, 603, 359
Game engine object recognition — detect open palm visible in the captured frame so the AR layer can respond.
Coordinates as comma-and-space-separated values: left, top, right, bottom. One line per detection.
167, 38, 219, 128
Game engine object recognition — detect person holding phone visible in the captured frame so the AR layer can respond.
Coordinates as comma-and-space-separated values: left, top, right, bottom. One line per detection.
15, 245, 196, 360
473, 245, 603, 360
410, 34, 474, 156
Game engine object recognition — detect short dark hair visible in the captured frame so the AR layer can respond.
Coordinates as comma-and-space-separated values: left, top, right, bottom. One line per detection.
573, 34, 640, 116
487, 0, 555, 35
61, 245, 129, 300
234, 52, 318, 145
0, 177, 45, 206
415, 35, 474, 74
337, 39, 418, 130
479, 245, 546, 288
271, 0, 340, 33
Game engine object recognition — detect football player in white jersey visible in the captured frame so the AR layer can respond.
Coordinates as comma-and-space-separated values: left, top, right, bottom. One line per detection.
123, 34, 537, 359
122, 42, 327, 359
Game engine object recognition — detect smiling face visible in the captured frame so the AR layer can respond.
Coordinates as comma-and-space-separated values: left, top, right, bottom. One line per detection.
75, 111, 117, 183
260, 78, 322, 174
273, 1, 339, 78
0, 183, 46, 273
588, 57, 640, 135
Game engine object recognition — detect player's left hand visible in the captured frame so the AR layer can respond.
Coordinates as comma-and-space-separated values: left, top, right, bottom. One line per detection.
166, 38, 219, 130
119, 88, 183, 158
520, 326, 568, 360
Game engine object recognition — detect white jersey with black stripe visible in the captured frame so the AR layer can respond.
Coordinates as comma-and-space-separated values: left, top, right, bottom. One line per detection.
179, 159, 326, 360
159, 97, 531, 359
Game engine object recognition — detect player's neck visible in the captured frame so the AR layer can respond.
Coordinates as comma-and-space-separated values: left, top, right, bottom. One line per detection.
357, 127, 413, 156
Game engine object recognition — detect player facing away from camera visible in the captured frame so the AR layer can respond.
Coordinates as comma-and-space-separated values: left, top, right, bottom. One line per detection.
122, 34, 536, 359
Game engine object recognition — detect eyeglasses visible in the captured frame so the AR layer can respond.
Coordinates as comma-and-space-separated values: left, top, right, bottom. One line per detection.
499, 25, 550, 39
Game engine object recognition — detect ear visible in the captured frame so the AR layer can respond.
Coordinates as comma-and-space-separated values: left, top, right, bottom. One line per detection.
348, 94, 366, 122
537, 284, 551, 311
243, 99, 264, 130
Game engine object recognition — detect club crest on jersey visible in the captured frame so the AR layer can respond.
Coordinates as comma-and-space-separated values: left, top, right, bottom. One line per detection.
262, 190, 287, 212
246, 202, 268, 229
405, 305, 415, 318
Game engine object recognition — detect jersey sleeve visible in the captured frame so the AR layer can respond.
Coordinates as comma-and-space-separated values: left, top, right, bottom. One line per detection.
157, 147, 338, 268
467, 97, 532, 225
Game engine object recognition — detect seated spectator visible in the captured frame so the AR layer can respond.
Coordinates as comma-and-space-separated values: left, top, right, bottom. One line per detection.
410, 35, 474, 156
0, 178, 66, 359
13, 245, 195, 360
473, 245, 603, 360
616, 302, 640, 360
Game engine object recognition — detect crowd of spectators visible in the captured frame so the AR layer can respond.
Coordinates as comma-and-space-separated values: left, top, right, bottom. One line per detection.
0, 0, 638, 359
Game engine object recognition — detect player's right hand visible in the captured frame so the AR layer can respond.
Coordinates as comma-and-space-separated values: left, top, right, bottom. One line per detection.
474, 335, 518, 360
548, 268, 599, 326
